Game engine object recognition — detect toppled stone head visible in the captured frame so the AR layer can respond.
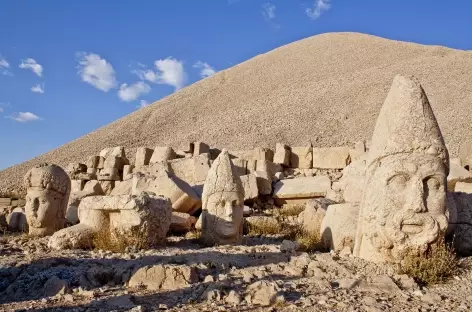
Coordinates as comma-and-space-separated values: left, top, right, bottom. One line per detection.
354, 75, 449, 263
201, 149, 245, 245
24, 163, 71, 236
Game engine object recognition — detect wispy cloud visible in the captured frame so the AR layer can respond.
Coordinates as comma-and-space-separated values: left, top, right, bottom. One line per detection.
134, 57, 187, 91
193, 61, 217, 78
118, 81, 151, 102
0, 57, 10, 69
19, 58, 43, 76
138, 100, 149, 108
306, 0, 331, 20
262, 3, 276, 20
0, 107, 3, 113
77, 52, 117, 92
31, 84, 45, 94
7, 112, 42, 122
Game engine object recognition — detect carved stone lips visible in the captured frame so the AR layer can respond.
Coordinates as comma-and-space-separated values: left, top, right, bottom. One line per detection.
401, 216, 424, 234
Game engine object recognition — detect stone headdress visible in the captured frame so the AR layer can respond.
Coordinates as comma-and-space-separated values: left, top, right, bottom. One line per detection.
24, 163, 70, 197
366, 75, 449, 175
201, 149, 244, 201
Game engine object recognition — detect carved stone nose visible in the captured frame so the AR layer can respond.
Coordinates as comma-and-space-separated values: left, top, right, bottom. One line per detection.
409, 181, 427, 213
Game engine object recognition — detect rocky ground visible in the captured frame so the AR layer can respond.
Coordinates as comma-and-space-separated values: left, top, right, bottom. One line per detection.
0, 233, 471, 312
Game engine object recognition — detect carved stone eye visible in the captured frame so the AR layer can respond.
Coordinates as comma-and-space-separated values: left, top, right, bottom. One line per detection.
220, 200, 226, 208
388, 174, 409, 188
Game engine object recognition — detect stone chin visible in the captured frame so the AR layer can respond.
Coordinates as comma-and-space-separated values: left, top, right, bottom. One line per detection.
215, 220, 241, 238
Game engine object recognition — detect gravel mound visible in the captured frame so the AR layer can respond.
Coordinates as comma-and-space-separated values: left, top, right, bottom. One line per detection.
1, 32, 472, 194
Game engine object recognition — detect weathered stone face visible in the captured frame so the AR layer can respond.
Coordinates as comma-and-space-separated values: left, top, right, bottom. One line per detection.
201, 149, 244, 245
354, 75, 449, 263
24, 164, 70, 236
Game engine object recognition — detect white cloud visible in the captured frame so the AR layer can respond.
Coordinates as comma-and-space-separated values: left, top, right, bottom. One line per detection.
193, 61, 217, 78
77, 53, 117, 92
31, 84, 45, 94
19, 58, 43, 76
262, 3, 276, 20
0, 57, 10, 68
134, 57, 187, 91
0, 107, 3, 113
118, 81, 151, 102
138, 100, 149, 108
7, 112, 42, 122
306, 0, 331, 20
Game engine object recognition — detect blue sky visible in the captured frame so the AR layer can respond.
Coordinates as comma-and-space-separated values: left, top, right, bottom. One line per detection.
1, 0, 471, 170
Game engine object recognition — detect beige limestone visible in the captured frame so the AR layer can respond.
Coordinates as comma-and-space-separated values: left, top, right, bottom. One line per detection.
252, 147, 274, 162
97, 156, 105, 169
71, 180, 84, 193
254, 171, 272, 195
455, 182, 472, 194
150, 146, 176, 164
168, 154, 211, 184
231, 158, 248, 176
290, 146, 313, 169
229, 150, 254, 161
273, 143, 290, 167
313, 147, 351, 169
100, 146, 125, 159
135, 147, 153, 168
301, 198, 336, 235
247, 159, 257, 174
110, 180, 133, 196
24, 164, 71, 237
97, 168, 120, 181
99, 181, 115, 195
450, 158, 462, 167
170, 212, 197, 233
338, 155, 367, 203
240, 174, 259, 201
49, 193, 172, 250
354, 75, 449, 263
459, 141, 472, 169
272, 176, 331, 206
447, 163, 472, 191
122, 165, 134, 180
256, 160, 283, 179
128, 264, 197, 291
200, 149, 245, 246
321, 203, 359, 252
66, 180, 103, 224
349, 141, 366, 161
86, 156, 100, 169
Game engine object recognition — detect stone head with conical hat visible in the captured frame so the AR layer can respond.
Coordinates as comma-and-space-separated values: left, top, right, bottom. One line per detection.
24, 163, 71, 236
354, 75, 449, 263
201, 149, 245, 246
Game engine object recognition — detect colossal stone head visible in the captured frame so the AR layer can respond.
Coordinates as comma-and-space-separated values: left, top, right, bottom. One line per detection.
201, 149, 245, 246
354, 75, 449, 263
24, 164, 71, 236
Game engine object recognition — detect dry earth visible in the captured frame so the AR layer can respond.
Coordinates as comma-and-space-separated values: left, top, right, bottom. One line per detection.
0, 233, 471, 312
1, 32, 472, 194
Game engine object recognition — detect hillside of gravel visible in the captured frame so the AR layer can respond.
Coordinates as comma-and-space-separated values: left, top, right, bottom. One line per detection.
1, 32, 472, 194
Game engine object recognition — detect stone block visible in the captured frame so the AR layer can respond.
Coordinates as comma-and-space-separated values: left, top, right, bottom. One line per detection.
0, 198, 11, 206
123, 165, 134, 181
135, 147, 154, 168
455, 182, 472, 194
246, 159, 257, 174
128, 264, 197, 291
254, 171, 272, 195
7, 207, 28, 232
313, 147, 351, 169
100, 146, 125, 159
97, 156, 105, 169
170, 212, 197, 233
448, 163, 472, 191
168, 154, 210, 184
273, 176, 331, 206
256, 160, 283, 179
320, 203, 359, 252
229, 150, 254, 161
111, 180, 133, 196
240, 174, 259, 201
86, 156, 101, 169
349, 142, 366, 162
273, 143, 290, 166
104, 156, 127, 170
193, 154, 211, 183
71, 180, 85, 193
150, 146, 176, 164
290, 146, 313, 169
98, 168, 120, 181
193, 142, 210, 156
232, 158, 248, 176
252, 147, 274, 162
99, 181, 115, 195
301, 198, 336, 235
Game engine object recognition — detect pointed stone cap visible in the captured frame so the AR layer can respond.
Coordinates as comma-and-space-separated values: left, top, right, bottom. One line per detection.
367, 75, 448, 171
202, 149, 244, 199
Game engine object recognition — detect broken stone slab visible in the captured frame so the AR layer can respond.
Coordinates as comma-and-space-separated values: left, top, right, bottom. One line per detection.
273, 143, 290, 167
132, 170, 201, 214
320, 203, 359, 252
455, 182, 472, 194
256, 160, 283, 180
349, 140, 366, 162
110, 180, 132, 196
447, 163, 472, 191
228, 150, 254, 161
122, 165, 134, 181
135, 147, 153, 168
97, 156, 105, 169
240, 174, 259, 202
86, 156, 101, 169
103, 156, 128, 171
71, 180, 85, 193
128, 264, 197, 291
338, 154, 367, 204
168, 154, 211, 185
301, 198, 337, 235
272, 176, 331, 206
252, 147, 274, 162
150, 146, 176, 164
313, 147, 351, 169
254, 171, 272, 195
66, 163, 87, 175
99, 181, 115, 195
170, 212, 197, 233
49, 193, 172, 250
246, 159, 257, 174
97, 168, 120, 181
232, 158, 248, 176
66, 180, 104, 224
290, 146, 313, 169
100, 146, 126, 159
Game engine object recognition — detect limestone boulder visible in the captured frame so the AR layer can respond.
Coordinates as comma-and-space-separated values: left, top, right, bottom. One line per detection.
338, 155, 367, 203
290, 146, 313, 169
128, 264, 197, 291
193, 142, 210, 156
313, 147, 350, 169
66, 180, 104, 224
240, 174, 259, 201
254, 171, 272, 195
168, 154, 211, 185
170, 212, 197, 233
273, 143, 290, 167
320, 203, 359, 252
252, 147, 274, 162
301, 198, 336, 234
455, 182, 472, 194
135, 147, 153, 168
7, 207, 28, 232
150, 146, 176, 164
273, 176, 331, 206
245, 281, 283, 306
86, 156, 101, 169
